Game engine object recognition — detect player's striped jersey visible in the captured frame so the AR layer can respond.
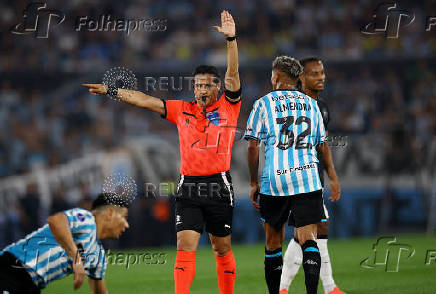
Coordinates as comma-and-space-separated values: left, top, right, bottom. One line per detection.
244, 90, 327, 196
1, 208, 106, 289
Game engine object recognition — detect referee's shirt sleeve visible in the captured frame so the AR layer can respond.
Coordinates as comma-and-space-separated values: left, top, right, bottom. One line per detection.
161, 100, 184, 124
244, 99, 265, 142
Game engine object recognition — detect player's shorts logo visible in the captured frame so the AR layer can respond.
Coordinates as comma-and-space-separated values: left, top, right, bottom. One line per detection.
176, 215, 182, 225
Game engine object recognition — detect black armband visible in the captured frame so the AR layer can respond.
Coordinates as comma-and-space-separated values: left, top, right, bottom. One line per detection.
107, 85, 118, 98
224, 87, 242, 103
160, 99, 167, 119
226, 36, 237, 41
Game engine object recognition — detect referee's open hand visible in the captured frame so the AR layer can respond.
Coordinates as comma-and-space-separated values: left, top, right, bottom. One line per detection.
250, 183, 260, 210
213, 10, 236, 38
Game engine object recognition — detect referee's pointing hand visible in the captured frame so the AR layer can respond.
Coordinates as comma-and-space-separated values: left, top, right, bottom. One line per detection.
82, 83, 108, 95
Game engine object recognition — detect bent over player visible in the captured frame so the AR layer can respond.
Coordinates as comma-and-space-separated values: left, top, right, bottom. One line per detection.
83, 10, 241, 294
0, 193, 129, 294
280, 57, 344, 294
245, 56, 326, 294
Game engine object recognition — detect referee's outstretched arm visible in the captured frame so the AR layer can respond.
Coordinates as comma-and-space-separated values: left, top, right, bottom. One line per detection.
82, 83, 165, 116
213, 10, 241, 100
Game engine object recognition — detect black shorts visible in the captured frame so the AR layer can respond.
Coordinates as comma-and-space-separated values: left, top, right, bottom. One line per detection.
259, 189, 325, 231
0, 252, 41, 294
175, 171, 234, 237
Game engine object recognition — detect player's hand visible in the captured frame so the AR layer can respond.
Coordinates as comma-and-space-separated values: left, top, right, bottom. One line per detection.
82, 83, 108, 95
249, 183, 260, 210
213, 10, 236, 38
328, 180, 341, 202
73, 254, 85, 290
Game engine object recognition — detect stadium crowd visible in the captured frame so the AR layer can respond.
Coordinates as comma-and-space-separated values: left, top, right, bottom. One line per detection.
0, 0, 435, 72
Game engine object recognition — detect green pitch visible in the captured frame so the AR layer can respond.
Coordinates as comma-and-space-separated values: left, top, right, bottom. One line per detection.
45, 234, 436, 293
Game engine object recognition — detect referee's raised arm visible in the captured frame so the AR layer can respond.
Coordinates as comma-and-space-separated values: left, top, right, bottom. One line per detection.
213, 10, 241, 99
82, 83, 165, 116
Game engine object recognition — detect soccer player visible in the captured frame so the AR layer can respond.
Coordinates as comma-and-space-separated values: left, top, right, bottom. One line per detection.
279, 57, 344, 294
83, 10, 241, 294
245, 56, 327, 294
0, 193, 129, 294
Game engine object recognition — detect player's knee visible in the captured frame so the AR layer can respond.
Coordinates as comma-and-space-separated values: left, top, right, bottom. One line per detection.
212, 242, 231, 256
176, 237, 197, 251
317, 221, 329, 236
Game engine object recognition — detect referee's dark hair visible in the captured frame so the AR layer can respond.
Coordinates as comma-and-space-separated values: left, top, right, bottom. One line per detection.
91, 192, 129, 210
193, 65, 221, 83
272, 56, 304, 80
299, 56, 322, 68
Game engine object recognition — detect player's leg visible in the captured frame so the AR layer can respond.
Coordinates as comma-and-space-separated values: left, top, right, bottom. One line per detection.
264, 222, 286, 294
259, 194, 292, 294
292, 190, 326, 294
279, 236, 302, 293
295, 224, 320, 294
174, 197, 204, 294
318, 219, 345, 294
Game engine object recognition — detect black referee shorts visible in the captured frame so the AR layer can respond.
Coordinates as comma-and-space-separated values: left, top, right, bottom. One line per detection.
175, 171, 234, 237
0, 252, 40, 294
259, 189, 325, 231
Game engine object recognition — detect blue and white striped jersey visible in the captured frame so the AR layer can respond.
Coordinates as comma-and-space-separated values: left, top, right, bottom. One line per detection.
244, 90, 327, 196
1, 208, 106, 289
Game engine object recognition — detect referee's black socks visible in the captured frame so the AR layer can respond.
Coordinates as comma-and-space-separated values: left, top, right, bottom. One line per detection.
264, 247, 282, 294
301, 240, 321, 294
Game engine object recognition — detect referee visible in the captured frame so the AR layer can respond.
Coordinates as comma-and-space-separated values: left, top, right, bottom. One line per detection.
0, 193, 129, 294
83, 10, 241, 294
245, 56, 327, 294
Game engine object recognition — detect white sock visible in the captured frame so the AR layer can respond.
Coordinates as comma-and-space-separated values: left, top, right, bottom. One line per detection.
318, 238, 336, 293
280, 238, 302, 291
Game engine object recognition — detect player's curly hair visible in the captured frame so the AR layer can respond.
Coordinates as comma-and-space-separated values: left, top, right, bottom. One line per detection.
272, 56, 304, 79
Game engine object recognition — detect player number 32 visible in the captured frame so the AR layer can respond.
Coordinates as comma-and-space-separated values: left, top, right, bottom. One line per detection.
276, 115, 312, 150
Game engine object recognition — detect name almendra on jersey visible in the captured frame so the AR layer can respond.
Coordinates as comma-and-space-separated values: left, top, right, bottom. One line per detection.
274, 101, 312, 113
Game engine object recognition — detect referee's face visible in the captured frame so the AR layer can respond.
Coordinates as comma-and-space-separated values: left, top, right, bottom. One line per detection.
193, 74, 220, 107
301, 61, 325, 92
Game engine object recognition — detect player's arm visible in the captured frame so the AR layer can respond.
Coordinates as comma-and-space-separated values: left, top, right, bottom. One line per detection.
82, 84, 165, 116
88, 278, 109, 294
317, 132, 341, 202
47, 213, 85, 290
247, 139, 261, 210
213, 10, 241, 101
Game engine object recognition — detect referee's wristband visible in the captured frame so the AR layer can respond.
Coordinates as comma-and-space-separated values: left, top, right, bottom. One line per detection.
226, 36, 237, 41
107, 85, 118, 98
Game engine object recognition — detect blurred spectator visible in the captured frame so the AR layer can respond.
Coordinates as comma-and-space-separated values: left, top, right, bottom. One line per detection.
19, 183, 40, 235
